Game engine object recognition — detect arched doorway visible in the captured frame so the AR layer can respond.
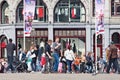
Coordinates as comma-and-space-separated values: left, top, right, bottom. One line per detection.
93, 34, 103, 59
112, 32, 120, 49
0, 35, 8, 58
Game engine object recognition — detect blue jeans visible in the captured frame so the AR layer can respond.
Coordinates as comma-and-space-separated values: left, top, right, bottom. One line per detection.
66, 59, 73, 72
31, 59, 36, 71
7, 56, 14, 71
53, 53, 59, 72
107, 58, 118, 73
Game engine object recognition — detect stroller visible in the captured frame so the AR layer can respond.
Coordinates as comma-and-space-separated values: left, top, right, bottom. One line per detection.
14, 58, 28, 73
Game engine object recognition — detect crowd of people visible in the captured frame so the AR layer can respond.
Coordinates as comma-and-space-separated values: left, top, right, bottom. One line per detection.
0, 38, 120, 74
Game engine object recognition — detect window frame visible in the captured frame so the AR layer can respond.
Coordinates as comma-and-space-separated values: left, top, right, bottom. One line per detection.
54, 0, 86, 23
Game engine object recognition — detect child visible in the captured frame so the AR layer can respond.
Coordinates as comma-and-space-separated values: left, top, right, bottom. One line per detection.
58, 56, 67, 73
72, 55, 81, 73
58, 62, 62, 73
40, 53, 46, 73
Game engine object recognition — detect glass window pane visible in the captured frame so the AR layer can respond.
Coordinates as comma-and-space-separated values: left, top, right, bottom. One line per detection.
63, 30, 67, 36
81, 30, 85, 36
67, 30, 70, 36
44, 30, 48, 36
16, 0, 48, 23
78, 30, 81, 36
36, 31, 40, 36
1, 1, 9, 24
59, 30, 62, 36
111, 0, 120, 15
54, 0, 86, 23
74, 30, 78, 36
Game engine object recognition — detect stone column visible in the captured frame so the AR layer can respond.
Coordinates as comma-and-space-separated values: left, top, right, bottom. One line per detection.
86, 25, 91, 53
48, 24, 53, 41
48, 7, 54, 41
104, 0, 110, 24
103, 25, 109, 51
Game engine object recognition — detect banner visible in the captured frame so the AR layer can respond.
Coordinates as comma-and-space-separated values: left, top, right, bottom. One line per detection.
24, 0, 36, 36
95, 0, 105, 35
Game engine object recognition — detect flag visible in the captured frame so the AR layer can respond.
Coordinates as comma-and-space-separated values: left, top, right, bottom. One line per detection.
24, 0, 36, 36
95, 0, 105, 35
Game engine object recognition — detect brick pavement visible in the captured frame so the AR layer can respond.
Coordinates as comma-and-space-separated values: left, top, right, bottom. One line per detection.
0, 73, 120, 80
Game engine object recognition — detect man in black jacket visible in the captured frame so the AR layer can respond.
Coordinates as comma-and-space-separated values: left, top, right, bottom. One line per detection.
45, 40, 52, 73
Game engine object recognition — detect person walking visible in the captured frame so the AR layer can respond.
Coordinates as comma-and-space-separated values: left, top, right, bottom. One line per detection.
45, 40, 53, 73
31, 45, 38, 72
64, 45, 75, 73
52, 37, 61, 72
6, 38, 16, 72
86, 52, 93, 73
106, 43, 118, 73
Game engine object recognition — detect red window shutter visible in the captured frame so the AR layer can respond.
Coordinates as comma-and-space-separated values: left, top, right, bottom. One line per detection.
38, 7, 44, 18
1, 42, 6, 48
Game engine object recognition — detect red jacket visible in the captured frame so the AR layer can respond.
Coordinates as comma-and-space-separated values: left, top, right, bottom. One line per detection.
40, 57, 46, 66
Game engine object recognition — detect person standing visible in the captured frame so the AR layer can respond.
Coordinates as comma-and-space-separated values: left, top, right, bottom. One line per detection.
52, 37, 61, 72
86, 52, 93, 73
31, 45, 38, 72
6, 38, 16, 72
64, 45, 75, 73
106, 43, 118, 73
45, 40, 53, 73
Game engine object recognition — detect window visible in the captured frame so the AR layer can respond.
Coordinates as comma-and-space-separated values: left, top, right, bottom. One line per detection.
16, 0, 48, 23
111, 0, 120, 15
54, 0, 86, 23
112, 32, 120, 44
16, 1, 23, 23
1, 1, 9, 24
34, 0, 48, 22
93, 34, 102, 44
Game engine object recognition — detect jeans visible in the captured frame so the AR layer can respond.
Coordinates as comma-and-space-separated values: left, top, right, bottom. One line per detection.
66, 59, 73, 72
107, 58, 118, 73
86, 62, 93, 73
53, 53, 59, 72
80, 62, 86, 73
45, 56, 53, 72
31, 59, 36, 71
7, 56, 14, 72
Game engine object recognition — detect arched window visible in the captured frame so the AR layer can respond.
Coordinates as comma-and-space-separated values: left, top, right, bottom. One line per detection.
112, 32, 120, 44
93, 34, 102, 44
16, 1, 23, 23
111, 0, 120, 15
54, 0, 86, 23
16, 0, 48, 23
1, 1, 9, 24
34, 0, 48, 22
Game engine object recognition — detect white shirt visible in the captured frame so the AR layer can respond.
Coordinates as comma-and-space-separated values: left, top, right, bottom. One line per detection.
64, 49, 75, 61
26, 51, 31, 58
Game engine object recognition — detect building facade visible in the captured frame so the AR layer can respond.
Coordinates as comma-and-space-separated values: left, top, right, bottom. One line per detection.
0, 0, 120, 58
